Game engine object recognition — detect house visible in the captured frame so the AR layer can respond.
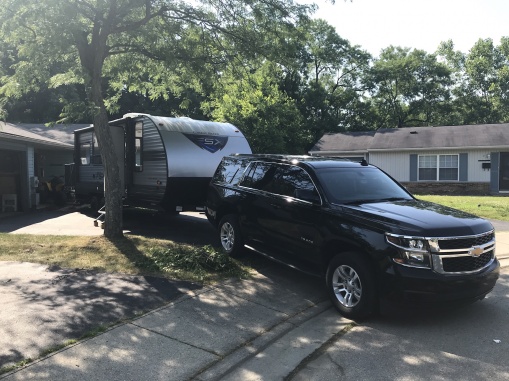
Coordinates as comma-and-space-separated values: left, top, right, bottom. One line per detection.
309, 124, 509, 195
0, 122, 90, 212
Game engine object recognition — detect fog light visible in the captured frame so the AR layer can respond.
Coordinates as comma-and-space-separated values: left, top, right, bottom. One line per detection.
403, 251, 431, 268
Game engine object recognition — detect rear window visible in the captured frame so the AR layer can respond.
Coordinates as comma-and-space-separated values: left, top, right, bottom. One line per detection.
212, 157, 249, 185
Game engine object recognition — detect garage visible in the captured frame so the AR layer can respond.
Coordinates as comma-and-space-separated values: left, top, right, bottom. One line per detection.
0, 149, 22, 212
0, 122, 85, 213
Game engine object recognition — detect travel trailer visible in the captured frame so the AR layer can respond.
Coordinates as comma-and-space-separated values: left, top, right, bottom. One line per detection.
68, 113, 251, 212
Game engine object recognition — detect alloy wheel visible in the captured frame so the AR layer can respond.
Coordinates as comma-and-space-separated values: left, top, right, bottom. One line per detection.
332, 265, 362, 308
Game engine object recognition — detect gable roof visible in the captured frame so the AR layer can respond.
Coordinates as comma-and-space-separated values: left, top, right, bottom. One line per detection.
309, 131, 376, 154
309, 123, 509, 154
0, 122, 90, 149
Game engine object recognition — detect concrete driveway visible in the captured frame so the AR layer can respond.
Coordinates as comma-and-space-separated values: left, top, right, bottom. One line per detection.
1, 208, 508, 380
0, 206, 216, 245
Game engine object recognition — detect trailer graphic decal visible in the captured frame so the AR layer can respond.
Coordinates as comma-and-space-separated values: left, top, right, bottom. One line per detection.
183, 134, 229, 153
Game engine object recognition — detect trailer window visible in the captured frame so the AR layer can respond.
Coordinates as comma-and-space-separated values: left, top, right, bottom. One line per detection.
91, 134, 102, 165
135, 122, 143, 171
80, 142, 91, 165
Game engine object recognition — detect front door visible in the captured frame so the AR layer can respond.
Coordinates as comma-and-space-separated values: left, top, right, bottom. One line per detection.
500, 152, 509, 192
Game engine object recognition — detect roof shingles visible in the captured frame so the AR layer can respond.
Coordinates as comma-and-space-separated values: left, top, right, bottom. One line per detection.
310, 124, 509, 153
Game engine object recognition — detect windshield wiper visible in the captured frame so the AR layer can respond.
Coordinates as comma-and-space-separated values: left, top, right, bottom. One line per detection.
342, 197, 411, 205
381, 197, 412, 202
342, 199, 382, 205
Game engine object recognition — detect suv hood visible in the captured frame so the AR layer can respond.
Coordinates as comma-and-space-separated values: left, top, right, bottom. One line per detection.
342, 199, 493, 237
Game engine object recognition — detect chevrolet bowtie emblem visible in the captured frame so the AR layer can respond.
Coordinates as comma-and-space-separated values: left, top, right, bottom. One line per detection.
469, 246, 484, 257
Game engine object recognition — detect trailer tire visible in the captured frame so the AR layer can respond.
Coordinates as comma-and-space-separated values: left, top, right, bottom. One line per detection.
218, 215, 244, 257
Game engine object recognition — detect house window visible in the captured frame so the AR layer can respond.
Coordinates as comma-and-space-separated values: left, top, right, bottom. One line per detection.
91, 135, 102, 164
418, 154, 458, 181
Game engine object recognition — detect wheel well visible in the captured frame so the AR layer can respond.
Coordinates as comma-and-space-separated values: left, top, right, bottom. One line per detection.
321, 240, 377, 274
215, 205, 237, 227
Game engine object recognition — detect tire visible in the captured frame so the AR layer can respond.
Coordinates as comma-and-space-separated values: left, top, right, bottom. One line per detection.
218, 215, 244, 257
326, 252, 378, 320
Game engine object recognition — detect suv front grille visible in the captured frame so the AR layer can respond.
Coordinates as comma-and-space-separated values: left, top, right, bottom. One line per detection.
441, 251, 494, 273
437, 232, 495, 250
431, 231, 496, 274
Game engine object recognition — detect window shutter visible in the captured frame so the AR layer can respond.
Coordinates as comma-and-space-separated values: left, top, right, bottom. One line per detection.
490, 152, 499, 193
410, 154, 417, 181
459, 153, 468, 181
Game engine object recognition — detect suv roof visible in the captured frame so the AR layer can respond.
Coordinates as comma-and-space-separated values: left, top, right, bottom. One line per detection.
230, 154, 370, 169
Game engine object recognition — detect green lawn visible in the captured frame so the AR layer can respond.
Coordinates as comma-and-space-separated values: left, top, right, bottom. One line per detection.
416, 195, 509, 222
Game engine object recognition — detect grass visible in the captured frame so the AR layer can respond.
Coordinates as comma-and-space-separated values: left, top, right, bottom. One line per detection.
416, 195, 509, 222
0, 234, 250, 283
0, 232, 253, 376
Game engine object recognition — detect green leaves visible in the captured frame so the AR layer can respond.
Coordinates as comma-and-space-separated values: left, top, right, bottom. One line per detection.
365, 46, 452, 128
209, 62, 307, 154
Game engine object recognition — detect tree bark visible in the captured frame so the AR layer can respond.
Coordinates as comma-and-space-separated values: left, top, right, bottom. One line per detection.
75, 7, 124, 239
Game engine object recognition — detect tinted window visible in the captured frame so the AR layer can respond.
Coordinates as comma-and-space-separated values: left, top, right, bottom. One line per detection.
273, 165, 317, 198
316, 167, 412, 204
240, 162, 276, 190
213, 157, 249, 184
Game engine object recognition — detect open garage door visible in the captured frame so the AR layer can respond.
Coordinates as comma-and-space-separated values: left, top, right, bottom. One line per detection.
0, 150, 22, 212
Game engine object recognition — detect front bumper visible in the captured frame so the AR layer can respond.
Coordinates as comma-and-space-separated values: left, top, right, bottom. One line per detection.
382, 258, 500, 303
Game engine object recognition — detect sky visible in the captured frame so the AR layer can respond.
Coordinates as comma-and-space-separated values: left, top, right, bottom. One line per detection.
311, 0, 509, 56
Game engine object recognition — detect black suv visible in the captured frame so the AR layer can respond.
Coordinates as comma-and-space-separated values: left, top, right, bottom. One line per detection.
205, 154, 500, 319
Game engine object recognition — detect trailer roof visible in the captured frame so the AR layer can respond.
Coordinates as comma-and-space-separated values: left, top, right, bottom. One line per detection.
113, 114, 245, 136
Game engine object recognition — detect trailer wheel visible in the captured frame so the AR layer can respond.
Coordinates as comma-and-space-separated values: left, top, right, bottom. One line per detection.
218, 215, 244, 257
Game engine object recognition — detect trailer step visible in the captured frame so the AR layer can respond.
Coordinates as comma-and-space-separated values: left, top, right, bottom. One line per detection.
93, 205, 105, 228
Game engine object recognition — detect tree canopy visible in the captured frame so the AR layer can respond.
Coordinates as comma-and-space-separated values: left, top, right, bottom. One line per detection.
1, 1, 508, 236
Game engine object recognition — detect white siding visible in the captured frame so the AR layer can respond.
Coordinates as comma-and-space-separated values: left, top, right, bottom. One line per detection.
369, 152, 410, 182
466, 150, 491, 182
369, 149, 492, 182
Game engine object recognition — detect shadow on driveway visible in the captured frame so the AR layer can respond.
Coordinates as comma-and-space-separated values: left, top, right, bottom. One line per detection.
0, 206, 218, 246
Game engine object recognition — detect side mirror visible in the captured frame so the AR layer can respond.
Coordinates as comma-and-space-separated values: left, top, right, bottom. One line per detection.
294, 189, 321, 204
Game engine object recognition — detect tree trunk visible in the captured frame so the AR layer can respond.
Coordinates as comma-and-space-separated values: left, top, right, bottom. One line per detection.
92, 106, 124, 238
88, 71, 124, 238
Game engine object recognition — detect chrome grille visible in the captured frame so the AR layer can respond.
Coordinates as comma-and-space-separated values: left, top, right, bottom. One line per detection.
431, 230, 496, 274
437, 232, 495, 250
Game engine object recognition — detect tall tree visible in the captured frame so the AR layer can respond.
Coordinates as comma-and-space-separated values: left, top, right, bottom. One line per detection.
292, 19, 371, 138
365, 46, 452, 128
208, 62, 307, 154
0, 0, 311, 237
437, 38, 509, 125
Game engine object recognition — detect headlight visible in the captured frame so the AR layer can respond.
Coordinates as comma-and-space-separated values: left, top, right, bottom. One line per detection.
386, 233, 432, 269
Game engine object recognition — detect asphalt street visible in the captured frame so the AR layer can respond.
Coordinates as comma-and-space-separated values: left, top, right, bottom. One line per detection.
290, 266, 509, 381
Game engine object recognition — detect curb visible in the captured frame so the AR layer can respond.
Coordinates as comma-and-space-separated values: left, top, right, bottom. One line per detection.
194, 301, 342, 381
499, 257, 509, 268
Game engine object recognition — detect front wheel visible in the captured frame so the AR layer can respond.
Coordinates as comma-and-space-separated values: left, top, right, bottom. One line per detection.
326, 252, 378, 320
218, 215, 244, 257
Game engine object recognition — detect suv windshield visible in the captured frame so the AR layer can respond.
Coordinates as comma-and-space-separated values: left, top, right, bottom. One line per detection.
315, 167, 413, 204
